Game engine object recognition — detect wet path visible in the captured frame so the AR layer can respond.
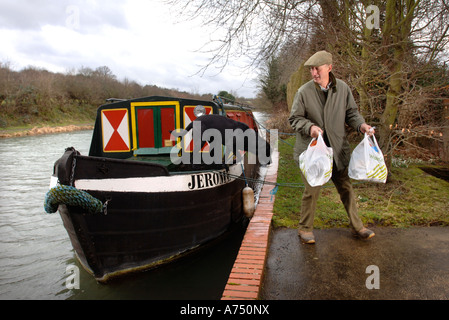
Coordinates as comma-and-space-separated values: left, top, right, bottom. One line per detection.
261, 227, 449, 300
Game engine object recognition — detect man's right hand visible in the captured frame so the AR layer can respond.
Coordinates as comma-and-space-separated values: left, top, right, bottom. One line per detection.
310, 125, 323, 138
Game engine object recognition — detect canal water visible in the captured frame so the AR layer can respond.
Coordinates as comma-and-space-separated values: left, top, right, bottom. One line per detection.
0, 129, 255, 300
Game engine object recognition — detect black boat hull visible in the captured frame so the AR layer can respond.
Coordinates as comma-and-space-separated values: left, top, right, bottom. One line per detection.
53, 153, 257, 282
46, 95, 267, 282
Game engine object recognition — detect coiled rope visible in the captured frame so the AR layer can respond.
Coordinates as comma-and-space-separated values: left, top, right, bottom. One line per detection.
44, 184, 103, 214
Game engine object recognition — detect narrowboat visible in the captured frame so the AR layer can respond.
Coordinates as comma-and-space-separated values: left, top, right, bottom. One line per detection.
45, 95, 269, 282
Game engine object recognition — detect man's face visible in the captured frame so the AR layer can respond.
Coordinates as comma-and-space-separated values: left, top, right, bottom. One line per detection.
310, 64, 332, 87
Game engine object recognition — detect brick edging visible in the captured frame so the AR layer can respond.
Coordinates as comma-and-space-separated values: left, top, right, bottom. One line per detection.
221, 151, 279, 300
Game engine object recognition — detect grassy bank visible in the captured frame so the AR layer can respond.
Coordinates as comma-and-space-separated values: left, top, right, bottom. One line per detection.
272, 136, 449, 229
0, 63, 221, 131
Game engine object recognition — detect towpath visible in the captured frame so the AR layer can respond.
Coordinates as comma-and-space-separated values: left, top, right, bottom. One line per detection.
222, 149, 449, 300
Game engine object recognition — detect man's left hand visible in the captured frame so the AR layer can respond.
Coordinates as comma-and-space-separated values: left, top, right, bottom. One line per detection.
360, 123, 375, 136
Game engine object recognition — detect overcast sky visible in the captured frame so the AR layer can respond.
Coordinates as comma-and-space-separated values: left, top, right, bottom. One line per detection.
0, 0, 259, 98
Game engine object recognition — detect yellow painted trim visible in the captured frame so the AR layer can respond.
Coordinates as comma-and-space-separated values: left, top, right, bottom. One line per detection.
130, 101, 181, 151
130, 106, 137, 151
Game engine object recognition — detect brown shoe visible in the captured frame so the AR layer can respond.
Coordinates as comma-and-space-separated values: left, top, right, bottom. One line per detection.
353, 227, 375, 240
298, 230, 315, 244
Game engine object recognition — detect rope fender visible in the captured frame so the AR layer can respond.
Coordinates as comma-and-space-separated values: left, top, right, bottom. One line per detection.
44, 185, 103, 214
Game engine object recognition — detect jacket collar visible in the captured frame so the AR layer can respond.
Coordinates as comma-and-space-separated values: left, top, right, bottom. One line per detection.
314, 72, 337, 93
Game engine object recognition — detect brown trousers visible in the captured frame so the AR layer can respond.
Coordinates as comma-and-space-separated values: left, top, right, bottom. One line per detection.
298, 164, 364, 232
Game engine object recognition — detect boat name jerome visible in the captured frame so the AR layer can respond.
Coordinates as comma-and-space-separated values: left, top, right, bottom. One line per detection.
188, 171, 232, 190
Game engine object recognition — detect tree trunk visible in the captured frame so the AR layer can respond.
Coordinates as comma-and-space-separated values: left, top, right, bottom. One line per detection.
379, 0, 418, 172
443, 99, 449, 162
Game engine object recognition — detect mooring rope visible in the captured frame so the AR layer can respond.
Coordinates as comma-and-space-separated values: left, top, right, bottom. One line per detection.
44, 184, 103, 214
225, 171, 305, 189
223, 169, 368, 201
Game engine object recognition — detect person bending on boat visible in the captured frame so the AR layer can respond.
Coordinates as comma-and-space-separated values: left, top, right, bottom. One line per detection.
288, 50, 375, 244
176, 114, 271, 165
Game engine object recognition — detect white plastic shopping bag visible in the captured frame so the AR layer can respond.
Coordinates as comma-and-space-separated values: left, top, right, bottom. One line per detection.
348, 133, 387, 183
299, 133, 333, 187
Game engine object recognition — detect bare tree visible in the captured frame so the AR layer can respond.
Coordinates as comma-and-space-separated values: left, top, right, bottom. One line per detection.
168, 0, 449, 166
167, 0, 315, 72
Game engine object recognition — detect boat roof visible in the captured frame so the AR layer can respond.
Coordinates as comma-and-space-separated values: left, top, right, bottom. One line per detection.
88, 95, 258, 161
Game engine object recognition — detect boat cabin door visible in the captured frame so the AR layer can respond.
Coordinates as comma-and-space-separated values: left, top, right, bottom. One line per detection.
131, 102, 179, 155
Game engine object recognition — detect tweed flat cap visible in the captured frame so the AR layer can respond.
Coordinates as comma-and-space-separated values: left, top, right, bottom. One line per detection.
304, 50, 333, 67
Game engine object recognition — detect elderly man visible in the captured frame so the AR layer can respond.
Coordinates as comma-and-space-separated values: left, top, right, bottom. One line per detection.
289, 50, 375, 244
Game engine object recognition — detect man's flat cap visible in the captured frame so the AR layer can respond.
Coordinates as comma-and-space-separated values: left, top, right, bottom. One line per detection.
304, 50, 333, 67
